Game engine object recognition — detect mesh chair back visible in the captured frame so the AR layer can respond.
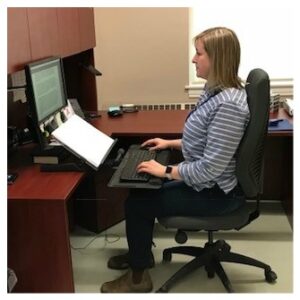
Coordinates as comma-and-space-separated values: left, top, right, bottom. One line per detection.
236, 69, 270, 198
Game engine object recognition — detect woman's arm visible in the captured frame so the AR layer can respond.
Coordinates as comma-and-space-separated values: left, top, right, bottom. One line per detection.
141, 138, 182, 151
167, 139, 182, 151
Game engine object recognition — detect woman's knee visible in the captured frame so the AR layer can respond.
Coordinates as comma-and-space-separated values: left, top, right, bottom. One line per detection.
125, 192, 147, 216
125, 194, 138, 214
125, 190, 160, 217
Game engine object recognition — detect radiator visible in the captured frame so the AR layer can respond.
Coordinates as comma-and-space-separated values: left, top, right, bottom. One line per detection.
135, 103, 196, 111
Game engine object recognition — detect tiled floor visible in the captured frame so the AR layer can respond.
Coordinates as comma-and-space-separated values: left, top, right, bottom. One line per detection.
70, 202, 293, 293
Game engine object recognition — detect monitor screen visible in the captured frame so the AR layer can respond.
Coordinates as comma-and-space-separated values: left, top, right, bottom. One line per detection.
26, 57, 68, 124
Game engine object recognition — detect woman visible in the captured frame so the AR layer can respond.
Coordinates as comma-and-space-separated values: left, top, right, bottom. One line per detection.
101, 27, 250, 293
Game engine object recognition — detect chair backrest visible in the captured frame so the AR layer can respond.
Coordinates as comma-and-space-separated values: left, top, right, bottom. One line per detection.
236, 69, 270, 198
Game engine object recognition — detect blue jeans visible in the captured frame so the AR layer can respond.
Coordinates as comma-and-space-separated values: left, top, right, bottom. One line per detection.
125, 181, 245, 269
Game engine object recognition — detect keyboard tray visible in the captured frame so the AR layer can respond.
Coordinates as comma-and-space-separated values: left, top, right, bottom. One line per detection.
108, 144, 170, 189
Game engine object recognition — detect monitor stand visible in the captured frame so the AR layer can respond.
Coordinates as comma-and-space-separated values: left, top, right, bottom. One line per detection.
35, 146, 92, 172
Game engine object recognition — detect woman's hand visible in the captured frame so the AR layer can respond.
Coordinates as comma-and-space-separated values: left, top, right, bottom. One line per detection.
137, 160, 166, 178
137, 161, 182, 180
141, 138, 170, 151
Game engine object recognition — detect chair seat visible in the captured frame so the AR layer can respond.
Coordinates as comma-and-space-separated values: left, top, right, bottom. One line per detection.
158, 204, 250, 231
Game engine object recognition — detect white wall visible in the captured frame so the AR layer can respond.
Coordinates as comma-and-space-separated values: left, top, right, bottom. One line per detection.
188, 1, 294, 98
94, 8, 189, 109
93, 3, 294, 105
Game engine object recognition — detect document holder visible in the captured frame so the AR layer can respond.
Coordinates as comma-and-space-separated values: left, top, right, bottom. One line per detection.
50, 114, 117, 171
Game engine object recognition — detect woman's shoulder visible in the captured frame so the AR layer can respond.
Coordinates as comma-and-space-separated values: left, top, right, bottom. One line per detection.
215, 88, 248, 113
216, 88, 247, 104
218, 87, 246, 99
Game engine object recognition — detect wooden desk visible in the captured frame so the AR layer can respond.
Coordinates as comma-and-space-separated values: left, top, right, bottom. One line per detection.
265, 109, 293, 226
92, 109, 293, 226
92, 110, 188, 137
8, 108, 293, 292
8, 145, 84, 292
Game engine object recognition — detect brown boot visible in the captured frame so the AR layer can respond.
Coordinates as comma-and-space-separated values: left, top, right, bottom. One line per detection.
100, 269, 153, 293
107, 252, 155, 270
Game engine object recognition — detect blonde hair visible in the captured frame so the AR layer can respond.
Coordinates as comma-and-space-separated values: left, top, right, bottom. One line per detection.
194, 27, 243, 91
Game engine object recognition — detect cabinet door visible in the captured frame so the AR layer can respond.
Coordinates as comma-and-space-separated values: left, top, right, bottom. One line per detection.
27, 8, 60, 60
57, 8, 81, 57
7, 8, 31, 73
78, 8, 96, 51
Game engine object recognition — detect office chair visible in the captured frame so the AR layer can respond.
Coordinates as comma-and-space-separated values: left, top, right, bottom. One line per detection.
157, 69, 277, 293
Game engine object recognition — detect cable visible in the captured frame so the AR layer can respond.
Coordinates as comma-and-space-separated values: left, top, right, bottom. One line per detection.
71, 234, 103, 251
104, 233, 120, 243
70, 228, 121, 251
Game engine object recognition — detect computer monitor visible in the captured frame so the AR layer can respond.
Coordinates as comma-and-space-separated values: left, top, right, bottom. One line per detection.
25, 57, 68, 149
26, 57, 68, 123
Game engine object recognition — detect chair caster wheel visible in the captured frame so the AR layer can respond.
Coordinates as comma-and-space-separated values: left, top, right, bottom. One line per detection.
222, 243, 231, 252
175, 230, 188, 244
265, 270, 277, 283
216, 240, 231, 252
206, 270, 215, 278
163, 251, 172, 262
205, 265, 215, 278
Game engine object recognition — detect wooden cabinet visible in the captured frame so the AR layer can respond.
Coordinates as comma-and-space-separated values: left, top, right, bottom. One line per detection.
7, 8, 96, 73
7, 7, 98, 113
78, 8, 96, 51
7, 8, 31, 73
27, 8, 60, 61
75, 170, 128, 233
57, 8, 81, 57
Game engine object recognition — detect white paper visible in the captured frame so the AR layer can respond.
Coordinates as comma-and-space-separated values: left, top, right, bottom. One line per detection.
51, 114, 115, 169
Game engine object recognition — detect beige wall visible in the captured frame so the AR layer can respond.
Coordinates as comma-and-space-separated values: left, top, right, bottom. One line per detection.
94, 8, 189, 109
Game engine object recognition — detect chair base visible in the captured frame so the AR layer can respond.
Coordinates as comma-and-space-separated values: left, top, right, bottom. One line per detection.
156, 239, 277, 293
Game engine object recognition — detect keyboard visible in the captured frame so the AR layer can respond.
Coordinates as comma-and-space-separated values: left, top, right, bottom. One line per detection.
120, 148, 156, 182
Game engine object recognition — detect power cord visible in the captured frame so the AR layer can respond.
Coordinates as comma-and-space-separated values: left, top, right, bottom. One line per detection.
70, 229, 121, 251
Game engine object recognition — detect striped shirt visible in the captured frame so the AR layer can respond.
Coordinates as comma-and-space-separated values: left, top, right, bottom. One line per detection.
177, 87, 250, 194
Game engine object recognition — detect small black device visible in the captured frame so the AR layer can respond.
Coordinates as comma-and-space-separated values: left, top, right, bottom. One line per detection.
114, 148, 125, 166
8, 126, 33, 156
108, 106, 123, 117
8, 173, 18, 185
8, 126, 19, 153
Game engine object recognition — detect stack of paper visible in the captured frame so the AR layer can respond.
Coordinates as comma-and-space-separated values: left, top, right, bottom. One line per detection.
282, 98, 294, 116
270, 93, 280, 113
